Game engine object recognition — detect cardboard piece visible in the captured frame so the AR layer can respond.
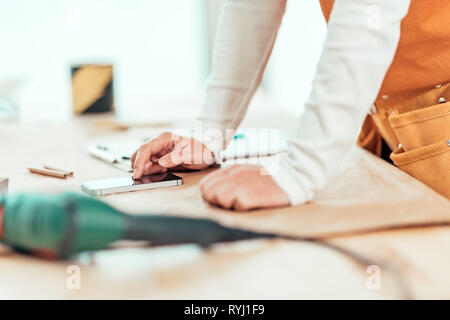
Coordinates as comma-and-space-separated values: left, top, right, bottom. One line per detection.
105, 147, 450, 239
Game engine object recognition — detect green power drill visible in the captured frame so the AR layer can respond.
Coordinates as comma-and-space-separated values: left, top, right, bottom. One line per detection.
0, 192, 276, 259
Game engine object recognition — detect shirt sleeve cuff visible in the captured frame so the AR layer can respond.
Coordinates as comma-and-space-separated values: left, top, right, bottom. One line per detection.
268, 155, 311, 206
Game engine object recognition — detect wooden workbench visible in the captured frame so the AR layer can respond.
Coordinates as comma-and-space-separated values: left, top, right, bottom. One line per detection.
0, 117, 448, 299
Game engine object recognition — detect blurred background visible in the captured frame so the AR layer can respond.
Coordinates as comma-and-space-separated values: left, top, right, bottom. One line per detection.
0, 0, 326, 126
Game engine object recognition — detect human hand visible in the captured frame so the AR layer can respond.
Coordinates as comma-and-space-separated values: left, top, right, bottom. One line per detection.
199, 164, 290, 211
131, 132, 215, 179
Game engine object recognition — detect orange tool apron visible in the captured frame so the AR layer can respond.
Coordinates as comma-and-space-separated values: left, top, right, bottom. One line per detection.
358, 84, 450, 198
319, 0, 450, 198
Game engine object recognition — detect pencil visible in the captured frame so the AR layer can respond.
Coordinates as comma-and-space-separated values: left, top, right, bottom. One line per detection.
43, 164, 74, 177
28, 168, 68, 179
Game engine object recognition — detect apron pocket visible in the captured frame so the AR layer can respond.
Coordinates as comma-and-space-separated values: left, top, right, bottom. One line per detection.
389, 102, 450, 151
390, 138, 450, 198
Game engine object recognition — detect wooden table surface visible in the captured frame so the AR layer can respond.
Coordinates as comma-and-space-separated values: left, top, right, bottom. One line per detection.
0, 116, 449, 299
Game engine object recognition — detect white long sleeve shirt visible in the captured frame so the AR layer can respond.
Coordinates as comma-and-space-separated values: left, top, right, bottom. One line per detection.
197, 0, 412, 205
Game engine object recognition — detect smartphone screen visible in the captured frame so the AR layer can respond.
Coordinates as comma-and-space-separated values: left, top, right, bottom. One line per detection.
82, 172, 182, 195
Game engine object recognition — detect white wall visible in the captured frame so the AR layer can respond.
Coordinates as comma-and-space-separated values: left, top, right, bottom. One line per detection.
264, 1, 327, 116
0, 0, 206, 122
0, 0, 327, 124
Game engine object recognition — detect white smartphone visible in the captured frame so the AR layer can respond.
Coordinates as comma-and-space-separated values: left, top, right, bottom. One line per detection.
81, 172, 183, 196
